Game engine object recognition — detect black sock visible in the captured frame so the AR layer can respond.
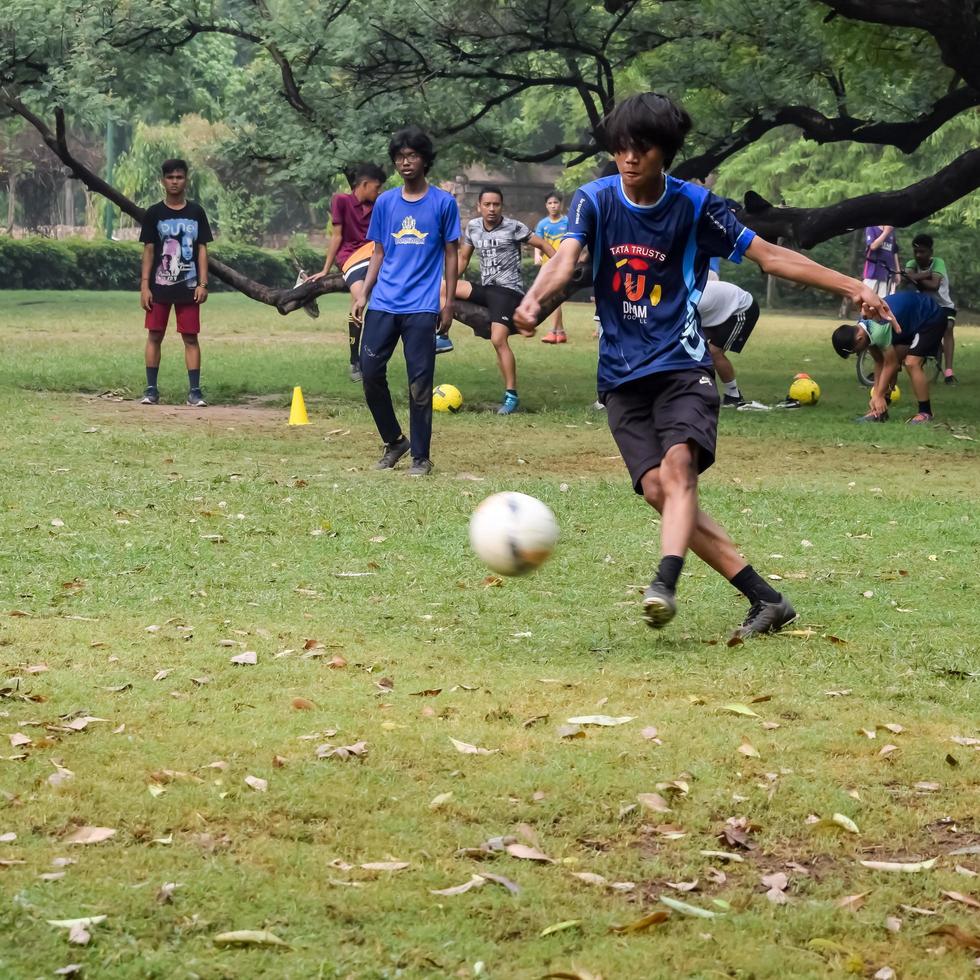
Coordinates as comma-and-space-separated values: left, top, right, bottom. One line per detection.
730, 565, 781, 604
146, 366, 159, 389
188, 369, 200, 391
918, 400, 931, 415
654, 555, 684, 592
349, 317, 363, 364
506, 388, 517, 396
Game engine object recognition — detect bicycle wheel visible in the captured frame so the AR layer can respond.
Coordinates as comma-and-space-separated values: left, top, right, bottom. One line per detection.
855, 350, 875, 387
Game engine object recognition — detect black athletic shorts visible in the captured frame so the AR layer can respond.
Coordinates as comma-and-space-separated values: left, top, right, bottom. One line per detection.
940, 305, 956, 325
904, 311, 948, 359
467, 284, 522, 338
702, 299, 760, 354
601, 367, 720, 494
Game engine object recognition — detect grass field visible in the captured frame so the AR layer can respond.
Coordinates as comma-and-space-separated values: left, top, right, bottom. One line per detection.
0, 290, 978, 980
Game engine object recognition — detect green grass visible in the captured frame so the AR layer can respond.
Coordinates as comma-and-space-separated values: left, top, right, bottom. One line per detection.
0, 291, 978, 979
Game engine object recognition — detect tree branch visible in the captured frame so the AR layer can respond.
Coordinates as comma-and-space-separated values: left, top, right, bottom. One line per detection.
739, 146, 980, 248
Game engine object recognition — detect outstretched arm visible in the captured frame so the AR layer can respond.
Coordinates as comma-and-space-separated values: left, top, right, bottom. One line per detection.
528, 233, 556, 259
746, 237, 896, 325
513, 238, 583, 334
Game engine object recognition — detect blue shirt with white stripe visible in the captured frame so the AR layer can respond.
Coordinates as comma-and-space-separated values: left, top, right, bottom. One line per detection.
566, 175, 755, 392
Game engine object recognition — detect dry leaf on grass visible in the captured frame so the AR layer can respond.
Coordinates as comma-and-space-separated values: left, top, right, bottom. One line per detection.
928, 925, 980, 950
637, 792, 672, 814
229, 651, 257, 665
449, 737, 498, 756
429, 792, 453, 810
540, 920, 582, 937
291, 697, 315, 710
243, 775, 267, 793
737, 737, 760, 758
719, 703, 759, 718
64, 827, 115, 845
480, 872, 521, 895
360, 861, 410, 872
157, 881, 181, 904
884, 915, 902, 933
213, 930, 288, 948
942, 890, 980, 909
316, 741, 368, 760
505, 843, 554, 863
566, 715, 634, 727
860, 857, 937, 872
660, 895, 719, 918
836, 892, 868, 910
557, 724, 586, 740
762, 872, 789, 904
665, 879, 698, 892
430, 874, 486, 896
609, 909, 670, 934
700, 850, 745, 863
811, 813, 860, 835
640, 726, 662, 743
571, 872, 634, 892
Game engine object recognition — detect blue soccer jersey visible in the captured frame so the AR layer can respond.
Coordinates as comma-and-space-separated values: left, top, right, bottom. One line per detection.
860, 290, 942, 346
566, 175, 756, 392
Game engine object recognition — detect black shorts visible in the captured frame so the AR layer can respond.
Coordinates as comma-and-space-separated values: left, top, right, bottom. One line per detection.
941, 306, 956, 325
905, 312, 948, 359
602, 368, 720, 494
702, 299, 760, 354
467, 284, 522, 339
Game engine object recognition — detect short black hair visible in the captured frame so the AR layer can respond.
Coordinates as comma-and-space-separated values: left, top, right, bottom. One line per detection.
599, 160, 619, 178
598, 92, 692, 169
478, 185, 504, 202
832, 324, 859, 359
161, 158, 188, 176
546, 191, 562, 203
912, 233, 933, 249
388, 127, 436, 174
353, 163, 386, 185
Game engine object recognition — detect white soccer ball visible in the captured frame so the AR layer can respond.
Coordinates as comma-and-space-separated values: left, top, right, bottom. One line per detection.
469, 492, 559, 576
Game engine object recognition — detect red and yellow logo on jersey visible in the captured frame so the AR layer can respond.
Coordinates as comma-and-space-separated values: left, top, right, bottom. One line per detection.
610, 245, 665, 307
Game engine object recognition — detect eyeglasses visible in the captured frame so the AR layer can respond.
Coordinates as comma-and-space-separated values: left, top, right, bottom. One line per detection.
394, 152, 421, 163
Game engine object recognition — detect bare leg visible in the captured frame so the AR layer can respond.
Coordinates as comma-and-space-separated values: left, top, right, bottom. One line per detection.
640, 454, 747, 580
709, 344, 736, 384
181, 334, 201, 372
145, 330, 164, 370
490, 321, 517, 391
552, 305, 565, 333
942, 323, 955, 375
904, 355, 930, 404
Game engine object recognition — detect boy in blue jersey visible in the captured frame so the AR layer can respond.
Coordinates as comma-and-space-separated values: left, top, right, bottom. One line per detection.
831, 290, 946, 424
534, 193, 570, 343
515, 93, 894, 639
353, 127, 460, 476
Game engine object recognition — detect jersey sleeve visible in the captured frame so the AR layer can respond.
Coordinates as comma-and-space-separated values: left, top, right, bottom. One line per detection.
696, 191, 755, 263
868, 320, 893, 349
513, 220, 532, 243
534, 218, 546, 237
932, 257, 948, 280
138, 206, 156, 244
196, 206, 213, 245
566, 188, 596, 248
463, 219, 475, 247
330, 194, 346, 229
441, 195, 461, 244
366, 195, 386, 245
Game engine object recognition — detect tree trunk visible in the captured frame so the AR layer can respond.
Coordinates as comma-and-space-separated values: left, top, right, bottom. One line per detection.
5, 173, 15, 232
64, 179, 76, 228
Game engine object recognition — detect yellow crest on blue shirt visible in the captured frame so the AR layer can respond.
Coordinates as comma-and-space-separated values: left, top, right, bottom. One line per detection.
392, 216, 428, 243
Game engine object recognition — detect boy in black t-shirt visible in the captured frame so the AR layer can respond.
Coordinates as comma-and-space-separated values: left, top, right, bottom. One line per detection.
138, 158, 214, 406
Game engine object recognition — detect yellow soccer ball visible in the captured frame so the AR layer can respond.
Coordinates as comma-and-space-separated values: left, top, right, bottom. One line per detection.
432, 384, 463, 413
789, 376, 821, 405
889, 384, 901, 403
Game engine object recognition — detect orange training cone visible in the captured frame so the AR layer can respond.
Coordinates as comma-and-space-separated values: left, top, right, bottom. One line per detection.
288, 386, 310, 426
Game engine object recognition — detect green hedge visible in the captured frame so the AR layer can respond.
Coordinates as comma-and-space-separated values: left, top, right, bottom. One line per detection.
0, 237, 321, 292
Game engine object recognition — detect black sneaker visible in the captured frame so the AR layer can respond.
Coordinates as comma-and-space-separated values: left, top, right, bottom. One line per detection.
733, 595, 797, 640
642, 581, 677, 629
722, 394, 746, 409
186, 389, 208, 407
140, 387, 159, 405
375, 437, 410, 470
406, 457, 433, 476
349, 363, 363, 383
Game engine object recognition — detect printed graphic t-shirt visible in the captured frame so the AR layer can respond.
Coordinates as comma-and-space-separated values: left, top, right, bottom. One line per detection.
464, 216, 531, 293
331, 192, 373, 267
565, 174, 755, 393
534, 215, 569, 263
139, 201, 213, 304
367, 186, 460, 315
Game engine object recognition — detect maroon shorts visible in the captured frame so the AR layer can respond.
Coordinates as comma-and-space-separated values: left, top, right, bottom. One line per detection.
145, 302, 201, 334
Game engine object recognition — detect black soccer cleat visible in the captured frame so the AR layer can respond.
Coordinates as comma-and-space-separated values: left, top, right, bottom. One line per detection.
733, 595, 797, 640
642, 581, 677, 629
722, 394, 746, 409
375, 436, 411, 470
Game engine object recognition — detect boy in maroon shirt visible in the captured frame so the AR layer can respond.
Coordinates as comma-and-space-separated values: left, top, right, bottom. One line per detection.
309, 163, 386, 381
